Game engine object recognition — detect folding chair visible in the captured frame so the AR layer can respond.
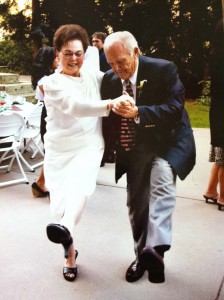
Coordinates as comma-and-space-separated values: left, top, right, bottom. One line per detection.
0, 112, 32, 187
21, 101, 44, 169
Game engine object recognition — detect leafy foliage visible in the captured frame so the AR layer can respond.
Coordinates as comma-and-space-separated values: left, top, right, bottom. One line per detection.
0, 0, 33, 73
0, 0, 31, 40
121, 1, 173, 58
0, 39, 33, 74
95, 0, 221, 98
40, 0, 106, 44
197, 80, 211, 106
171, 0, 222, 97
0, 0, 222, 99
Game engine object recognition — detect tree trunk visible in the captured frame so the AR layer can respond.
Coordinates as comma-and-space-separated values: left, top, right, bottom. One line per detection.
31, 0, 43, 58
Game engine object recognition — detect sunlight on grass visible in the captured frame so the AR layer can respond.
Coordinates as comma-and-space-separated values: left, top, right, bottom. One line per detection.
185, 101, 209, 128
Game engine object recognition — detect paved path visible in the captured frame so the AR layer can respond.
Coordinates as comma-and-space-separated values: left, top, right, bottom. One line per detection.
0, 128, 223, 300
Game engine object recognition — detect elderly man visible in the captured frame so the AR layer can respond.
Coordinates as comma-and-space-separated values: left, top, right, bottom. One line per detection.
101, 31, 196, 283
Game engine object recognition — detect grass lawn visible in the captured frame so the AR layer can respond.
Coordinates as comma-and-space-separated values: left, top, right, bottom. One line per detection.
185, 101, 209, 128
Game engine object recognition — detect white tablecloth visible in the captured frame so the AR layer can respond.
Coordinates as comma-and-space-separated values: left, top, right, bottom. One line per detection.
8, 101, 35, 121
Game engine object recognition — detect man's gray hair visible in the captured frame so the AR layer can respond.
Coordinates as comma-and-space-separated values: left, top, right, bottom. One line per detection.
104, 31, 138, 54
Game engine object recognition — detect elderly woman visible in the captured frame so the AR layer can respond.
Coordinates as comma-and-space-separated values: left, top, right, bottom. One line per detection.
43, 24, 131, 281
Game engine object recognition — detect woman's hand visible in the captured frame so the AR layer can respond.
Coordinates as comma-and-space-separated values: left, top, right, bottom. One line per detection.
112, 92, 138, 119
112, 92, 134, 106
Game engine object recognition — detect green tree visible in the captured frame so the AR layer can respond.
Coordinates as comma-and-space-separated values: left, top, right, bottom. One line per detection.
170, 0, 222, 97
0, 0, 222, 93
121, 0, 173, 59
41, 0, 106, 44
0, 0, 33, 74
95, 0, 222, 97
31, 0, 44, 56
0, 0, 31, 40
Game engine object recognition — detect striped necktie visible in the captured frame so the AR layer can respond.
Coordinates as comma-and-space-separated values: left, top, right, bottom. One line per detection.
120, 80, 136, 151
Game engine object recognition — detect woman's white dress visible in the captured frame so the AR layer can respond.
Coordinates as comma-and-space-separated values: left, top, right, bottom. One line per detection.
43, 69, 111, 220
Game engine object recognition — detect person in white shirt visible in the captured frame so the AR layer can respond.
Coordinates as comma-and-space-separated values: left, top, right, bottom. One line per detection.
31, 46, 59, 197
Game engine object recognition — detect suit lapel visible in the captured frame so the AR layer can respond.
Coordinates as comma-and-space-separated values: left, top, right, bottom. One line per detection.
136, 56, 148, 104
111, 74, 123, 97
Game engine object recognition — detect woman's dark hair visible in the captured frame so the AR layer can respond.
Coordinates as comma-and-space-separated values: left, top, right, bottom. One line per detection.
53, 24, 89, 52
31, 46, 56, 89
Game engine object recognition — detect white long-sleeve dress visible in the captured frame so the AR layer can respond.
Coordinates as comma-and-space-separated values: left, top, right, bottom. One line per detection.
43, 69, 111, 221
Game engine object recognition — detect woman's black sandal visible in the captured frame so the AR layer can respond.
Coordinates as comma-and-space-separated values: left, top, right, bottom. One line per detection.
63, 250, 78, 282
203, 195, 218, 204
217, 200, 224, 211
46, 223, 73, 258
32, 182, 49, 197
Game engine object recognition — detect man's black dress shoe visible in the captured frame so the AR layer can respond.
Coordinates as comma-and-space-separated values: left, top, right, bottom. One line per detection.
140, 247, 165, 283
126, 260, 145, 282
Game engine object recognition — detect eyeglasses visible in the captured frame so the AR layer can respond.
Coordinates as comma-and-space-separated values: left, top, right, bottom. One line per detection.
61, 50, 84, 59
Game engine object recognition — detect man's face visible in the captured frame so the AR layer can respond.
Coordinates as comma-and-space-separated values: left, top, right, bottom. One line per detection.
92, 36, 104, 50
105, 42, 138, 80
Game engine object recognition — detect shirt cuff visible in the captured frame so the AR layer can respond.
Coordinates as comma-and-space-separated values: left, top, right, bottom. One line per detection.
134, 110, 140, 124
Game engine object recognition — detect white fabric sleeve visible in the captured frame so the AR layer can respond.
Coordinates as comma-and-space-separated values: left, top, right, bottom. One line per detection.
35, 76, 46, 101
83, 46, 100, 71
43, 82, 110, 118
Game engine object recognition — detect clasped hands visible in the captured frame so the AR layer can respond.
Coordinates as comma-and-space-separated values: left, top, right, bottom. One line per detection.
110, 91, 138, 119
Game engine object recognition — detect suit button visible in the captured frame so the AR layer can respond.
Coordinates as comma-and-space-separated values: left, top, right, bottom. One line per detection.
145, 124, 155, 128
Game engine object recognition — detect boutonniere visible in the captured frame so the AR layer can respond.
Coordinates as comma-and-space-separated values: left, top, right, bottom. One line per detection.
137, 79, 147, 97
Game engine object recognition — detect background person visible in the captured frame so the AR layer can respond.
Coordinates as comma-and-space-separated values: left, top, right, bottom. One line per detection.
101, 31, 196, 283
31, 46, 59, 197
203, 19, 224, 211
92, 31, 110, 72
43, 24, 132, 282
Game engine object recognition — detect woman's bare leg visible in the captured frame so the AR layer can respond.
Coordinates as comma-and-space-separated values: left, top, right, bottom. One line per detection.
218, 165, 224, 203
204, 163, 219, 198
36, 166, 48, 192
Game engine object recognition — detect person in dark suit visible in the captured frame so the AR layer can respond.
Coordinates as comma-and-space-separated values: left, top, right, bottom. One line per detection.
101, 31, 196, 283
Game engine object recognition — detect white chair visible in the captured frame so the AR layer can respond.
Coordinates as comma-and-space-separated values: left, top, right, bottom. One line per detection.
21, 102, 44, 169
0, 112, 32, 187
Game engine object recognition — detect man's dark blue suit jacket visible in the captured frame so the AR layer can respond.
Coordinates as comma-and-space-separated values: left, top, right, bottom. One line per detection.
101, 55, 196, 181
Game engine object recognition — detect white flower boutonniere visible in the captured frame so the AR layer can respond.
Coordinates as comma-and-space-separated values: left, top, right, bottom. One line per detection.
137, 79, 147, 97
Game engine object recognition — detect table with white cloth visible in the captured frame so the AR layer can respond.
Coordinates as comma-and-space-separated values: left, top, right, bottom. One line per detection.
8, 101, 35, 121
0, 101, 36, 149
0, 100, 35, 118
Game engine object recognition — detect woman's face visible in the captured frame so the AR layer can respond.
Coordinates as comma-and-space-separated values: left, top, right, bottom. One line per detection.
58, 39, 84, 76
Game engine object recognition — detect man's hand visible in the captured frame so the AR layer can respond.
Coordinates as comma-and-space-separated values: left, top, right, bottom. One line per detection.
109, 91, 138, 119
112, 91, 138, 118
113, 99, 138, 119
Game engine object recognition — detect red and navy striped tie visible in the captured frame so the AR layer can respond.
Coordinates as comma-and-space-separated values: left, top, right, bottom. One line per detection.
120, 80, 136, 151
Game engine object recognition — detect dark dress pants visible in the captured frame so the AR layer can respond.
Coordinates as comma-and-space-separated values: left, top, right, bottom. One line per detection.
116, 145, 154, 259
